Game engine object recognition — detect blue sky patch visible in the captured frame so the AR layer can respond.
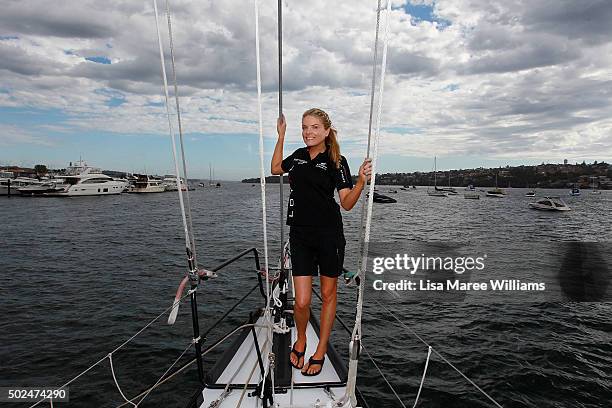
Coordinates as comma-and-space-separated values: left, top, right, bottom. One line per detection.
383, 126, 423, 135
0, 35, 19, 41
85, 56, 111, 64
0, 106, 69, 126
444, 84, 460, 92
107, 97, 125, 107
398, 1, 451, 29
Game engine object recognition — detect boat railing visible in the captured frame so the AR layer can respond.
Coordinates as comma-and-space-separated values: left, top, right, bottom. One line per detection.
26, 246, 269, 408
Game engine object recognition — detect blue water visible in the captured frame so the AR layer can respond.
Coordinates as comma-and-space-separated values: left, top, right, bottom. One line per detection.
1, 184, 611, 407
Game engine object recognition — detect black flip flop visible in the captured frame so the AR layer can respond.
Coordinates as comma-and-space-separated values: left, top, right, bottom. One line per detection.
302, 356, 325, 376
289, 342, 306, 369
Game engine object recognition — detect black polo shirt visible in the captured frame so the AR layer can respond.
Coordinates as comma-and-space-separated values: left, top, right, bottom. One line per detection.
281, 147, 353, 227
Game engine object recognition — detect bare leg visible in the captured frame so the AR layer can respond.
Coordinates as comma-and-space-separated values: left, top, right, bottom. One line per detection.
303, 275, 337, 374
291, 276, 312, 368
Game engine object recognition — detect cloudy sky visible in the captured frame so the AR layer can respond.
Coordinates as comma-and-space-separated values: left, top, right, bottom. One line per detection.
1, 0, 611, 179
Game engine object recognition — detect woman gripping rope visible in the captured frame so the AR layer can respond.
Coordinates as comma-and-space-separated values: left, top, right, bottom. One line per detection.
271, 108, 372, 376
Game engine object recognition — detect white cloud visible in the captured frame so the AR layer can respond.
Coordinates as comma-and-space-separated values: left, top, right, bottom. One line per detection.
0, 0, 611, 169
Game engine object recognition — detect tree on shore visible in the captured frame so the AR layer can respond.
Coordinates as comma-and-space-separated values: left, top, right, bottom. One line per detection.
34, 164, 48, 177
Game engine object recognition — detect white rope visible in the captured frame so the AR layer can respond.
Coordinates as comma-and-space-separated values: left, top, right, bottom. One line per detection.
116, 323, 265, 408
109, 353, 138, 407
345, 0, 392, 405
29, 292, 193, 408
135, 340, 194, 406
376, 300, 504, 408
362, 343, 407, 408
253, 0, 275, 400
164, 0, 199, 270
153, 0, 196, 279
412, 346, 432, 408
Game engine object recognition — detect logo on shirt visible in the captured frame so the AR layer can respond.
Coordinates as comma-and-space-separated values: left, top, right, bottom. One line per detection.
315, 162, 328, 171
294, 159, 308, 165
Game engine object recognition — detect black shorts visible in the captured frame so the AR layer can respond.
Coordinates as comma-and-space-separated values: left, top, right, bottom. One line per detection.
289, 226, 346, 278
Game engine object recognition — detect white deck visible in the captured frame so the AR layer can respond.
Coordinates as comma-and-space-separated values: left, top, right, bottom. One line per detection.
200, 316, 354, 408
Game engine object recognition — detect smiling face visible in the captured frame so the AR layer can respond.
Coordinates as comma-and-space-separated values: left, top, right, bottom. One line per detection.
302, 115, 330, 149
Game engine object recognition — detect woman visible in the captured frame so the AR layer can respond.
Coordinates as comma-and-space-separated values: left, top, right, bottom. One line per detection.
271, 108, 371, 376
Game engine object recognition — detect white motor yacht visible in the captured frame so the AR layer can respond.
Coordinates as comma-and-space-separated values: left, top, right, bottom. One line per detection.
529, 196, 571, 211
46, 161, 127, 196
128, 174, 166, 193
162, 175, 187, 191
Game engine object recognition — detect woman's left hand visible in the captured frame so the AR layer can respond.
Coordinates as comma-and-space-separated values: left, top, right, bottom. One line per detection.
358, 158, 372, 185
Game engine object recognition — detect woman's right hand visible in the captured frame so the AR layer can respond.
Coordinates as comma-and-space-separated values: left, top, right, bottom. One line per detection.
277, 114, 286, 138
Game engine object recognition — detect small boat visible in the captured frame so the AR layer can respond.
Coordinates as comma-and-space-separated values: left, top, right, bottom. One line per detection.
486, 174, 505, 197
18, 181, 65, 196
525, 191, 535, 197
569, 185, 581, 196
128, 174, 166, 193
428, 191, 447, 197
162, 175, 188, 191
428, 157, 447, 197
465, 184, 476, 191
529, 196, 571, 211
486, 188, 505, 198
590, 177, 601, 195
464, 193, 480, 199
373, 192, 397, 203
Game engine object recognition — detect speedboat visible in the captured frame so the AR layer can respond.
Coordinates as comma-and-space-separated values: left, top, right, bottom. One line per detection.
128, 174, 166, 193
569, 186, 581, 196
18, 181, 65, 196
486, 188, 505, 198
525, 191, 536, 197
46, 161, 128, 196
0, 171, 44, 195
428, 190, 447, 197
529, 196, 571, 211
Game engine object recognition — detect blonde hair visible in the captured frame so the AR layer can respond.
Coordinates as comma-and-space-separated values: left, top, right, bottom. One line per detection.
302, 108, 341, 168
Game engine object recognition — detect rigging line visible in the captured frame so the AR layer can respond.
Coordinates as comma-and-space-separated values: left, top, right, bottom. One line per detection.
413, 346, 432, 408
254, 0, 270, 310
375, 300, 504, 408
356, 0, 382, 264
356, 0, 392, 335
361, 344, 407, 408
136, 340, 195, 406
312, 288, 403, 408
254, 0, 275, 398
236, 338, 270, 408
109, 353, 138, 407
277, 0, 285, 256
164, 0, 198, 269
345, 1, 392, 404
29, 291, 193, 408
153, 0, 195, 280
115, 323, 265, 408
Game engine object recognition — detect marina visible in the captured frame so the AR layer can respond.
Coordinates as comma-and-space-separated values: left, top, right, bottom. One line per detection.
2, 0, 612, 407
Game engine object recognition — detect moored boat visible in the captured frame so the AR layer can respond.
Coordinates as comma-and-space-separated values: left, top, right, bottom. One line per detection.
529, 196, 571, 211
